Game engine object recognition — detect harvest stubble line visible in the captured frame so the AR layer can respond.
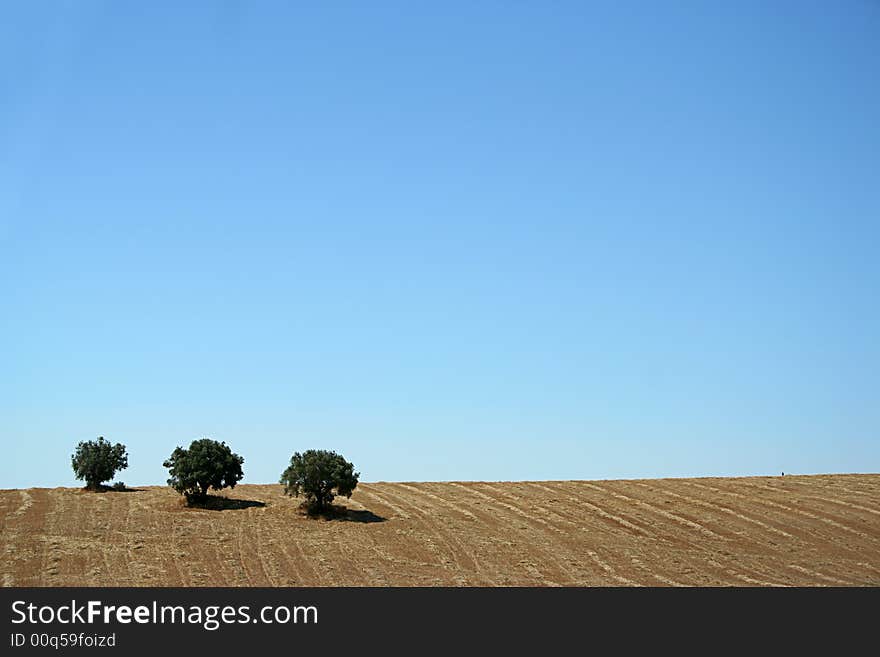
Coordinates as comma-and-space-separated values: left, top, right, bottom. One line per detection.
1, 474, 878, 586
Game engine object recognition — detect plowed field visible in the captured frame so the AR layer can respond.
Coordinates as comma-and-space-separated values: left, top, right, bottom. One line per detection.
2, 474, 878, 586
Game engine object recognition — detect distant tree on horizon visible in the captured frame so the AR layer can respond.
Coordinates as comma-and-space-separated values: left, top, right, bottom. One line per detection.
280, 449, 359, 515
163, 438, 244, 505
71, 436, 129, 490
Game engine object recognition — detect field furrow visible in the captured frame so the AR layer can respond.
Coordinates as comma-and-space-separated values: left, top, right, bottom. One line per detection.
1, 474, 878, 586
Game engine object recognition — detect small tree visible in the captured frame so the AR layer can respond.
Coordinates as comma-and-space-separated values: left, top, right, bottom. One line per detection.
280, 449, 359, 514
71, 436, 129, 490
163, 438, 244, 505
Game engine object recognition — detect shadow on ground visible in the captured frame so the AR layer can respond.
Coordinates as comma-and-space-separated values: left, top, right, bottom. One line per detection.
302, 503, 386, 523
81, 485, 143, 493
342, 509, 386, 523
191, 496, 267, 511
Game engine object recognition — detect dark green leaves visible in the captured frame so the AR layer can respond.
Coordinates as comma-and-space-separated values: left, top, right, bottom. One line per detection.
164, 438, 244, 505
71, 437, 129, 490
280, 449, 359, 514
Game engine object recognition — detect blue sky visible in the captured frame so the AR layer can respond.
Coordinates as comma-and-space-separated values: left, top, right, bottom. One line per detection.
2, 2, 878, 488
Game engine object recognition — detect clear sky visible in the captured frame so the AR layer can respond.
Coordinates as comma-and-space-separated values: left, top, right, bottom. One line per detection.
2, 2, 878, 489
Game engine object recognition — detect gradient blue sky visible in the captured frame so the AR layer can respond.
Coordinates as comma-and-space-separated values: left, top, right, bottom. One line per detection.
2, 2, 878, 489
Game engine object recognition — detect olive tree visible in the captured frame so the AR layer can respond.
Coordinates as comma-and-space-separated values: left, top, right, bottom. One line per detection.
71, 436, 129, 490
164, 438, 244, 505
280, 449, 359, 514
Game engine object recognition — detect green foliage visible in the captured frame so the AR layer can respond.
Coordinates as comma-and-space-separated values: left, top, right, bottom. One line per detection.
279, 449, 359, 514
71, 437, 129, 490
163, 438, 244, 505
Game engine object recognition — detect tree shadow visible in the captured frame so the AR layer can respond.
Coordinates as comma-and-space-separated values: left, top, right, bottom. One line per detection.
301, 503, 386, 523
188, 495, 267, 511
343, 509, 386, 523
83, 484, 143, 493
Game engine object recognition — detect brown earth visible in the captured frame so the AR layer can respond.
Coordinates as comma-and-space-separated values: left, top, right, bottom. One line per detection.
2, 474, 879, 586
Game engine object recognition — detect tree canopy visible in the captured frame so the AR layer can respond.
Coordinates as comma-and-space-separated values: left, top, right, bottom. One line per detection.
164, 438, 244, 505
71, 436, 128, 490
280, 449, 359, 514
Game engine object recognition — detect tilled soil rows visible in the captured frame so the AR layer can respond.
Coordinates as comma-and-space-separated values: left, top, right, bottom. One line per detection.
2, 474, 878, 586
